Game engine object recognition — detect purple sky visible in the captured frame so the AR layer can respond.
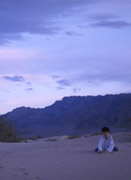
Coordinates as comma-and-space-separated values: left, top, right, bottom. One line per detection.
0, 0, 131, 114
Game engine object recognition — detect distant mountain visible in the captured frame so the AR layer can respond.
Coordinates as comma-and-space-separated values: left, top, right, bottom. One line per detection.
1, 94, 131, 137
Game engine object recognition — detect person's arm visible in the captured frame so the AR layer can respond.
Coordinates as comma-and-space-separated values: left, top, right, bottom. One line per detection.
98, 136, 103, 153
106, 136, 114, 152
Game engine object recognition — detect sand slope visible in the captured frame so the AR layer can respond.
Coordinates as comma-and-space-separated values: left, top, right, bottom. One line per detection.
0, 133, 131, 180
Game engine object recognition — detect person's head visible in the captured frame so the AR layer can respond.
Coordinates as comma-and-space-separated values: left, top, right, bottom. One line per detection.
101, 127, 110, 139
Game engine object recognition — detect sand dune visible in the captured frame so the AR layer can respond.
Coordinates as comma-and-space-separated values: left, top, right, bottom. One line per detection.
0, 132, 131, 180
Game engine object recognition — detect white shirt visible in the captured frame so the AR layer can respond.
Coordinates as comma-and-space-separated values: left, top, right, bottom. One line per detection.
98, 135, 114, 152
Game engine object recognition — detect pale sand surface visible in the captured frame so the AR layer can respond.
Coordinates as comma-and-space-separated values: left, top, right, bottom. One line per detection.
0, 132, 131, 180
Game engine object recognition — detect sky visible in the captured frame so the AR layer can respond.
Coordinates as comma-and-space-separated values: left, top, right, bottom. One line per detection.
0, 0, 131, 114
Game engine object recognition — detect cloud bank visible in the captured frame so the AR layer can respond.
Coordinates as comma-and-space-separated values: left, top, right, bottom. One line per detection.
3, 75, 25, 82
57, 79, 72, 87
0, 0, 96, 44
91, 20, 131, 28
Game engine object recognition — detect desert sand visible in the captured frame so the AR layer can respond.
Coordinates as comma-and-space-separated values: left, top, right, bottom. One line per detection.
0, 132, 131, 180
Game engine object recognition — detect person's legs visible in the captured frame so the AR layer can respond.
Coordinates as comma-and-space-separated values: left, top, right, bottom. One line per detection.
113, 147, 119, 151
95, 148, 98, 152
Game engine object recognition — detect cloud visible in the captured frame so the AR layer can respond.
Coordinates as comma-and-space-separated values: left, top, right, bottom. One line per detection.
89, 14, 118, 21
0, 33, 23, 44
57, 79, 72, 87
6, 90, 10, 93
26, 82, 32, 85
57, 87, 65, 90
25, 88, 34, 92
65, 31, 81, 36
91, 20, 131, 28
72, 67, 131, 86
87, 14, 131, 29
25, 82, 33, 92
52, 75, 60, 79
78, 13, 131, 29
0, 0, 96, 44
73, 88, 81, 93
3, 75, 25, 82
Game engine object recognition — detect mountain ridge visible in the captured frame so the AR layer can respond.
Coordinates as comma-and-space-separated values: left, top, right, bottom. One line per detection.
1, 93, 131, 137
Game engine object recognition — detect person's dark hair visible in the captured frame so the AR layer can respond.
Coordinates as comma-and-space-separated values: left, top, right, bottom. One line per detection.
101, 127, 110, 132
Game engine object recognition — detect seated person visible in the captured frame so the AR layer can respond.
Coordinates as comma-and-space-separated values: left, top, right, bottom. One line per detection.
95, 127, 118, 153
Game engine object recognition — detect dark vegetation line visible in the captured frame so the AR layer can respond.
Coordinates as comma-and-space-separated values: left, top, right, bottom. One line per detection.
0, 117, 21, 142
